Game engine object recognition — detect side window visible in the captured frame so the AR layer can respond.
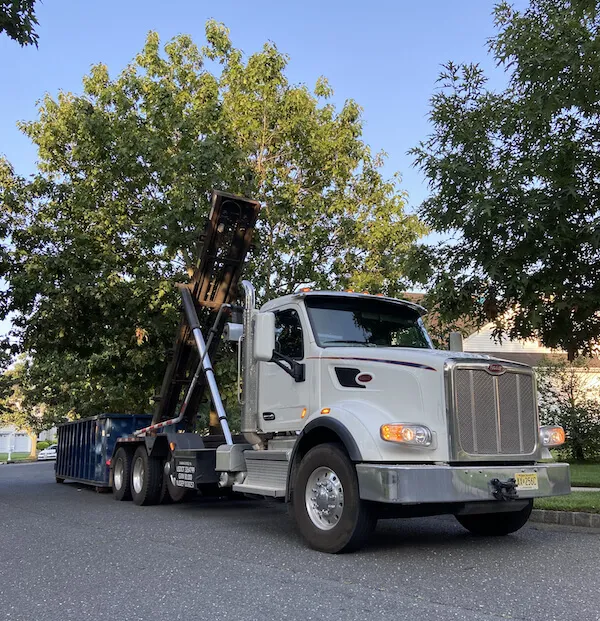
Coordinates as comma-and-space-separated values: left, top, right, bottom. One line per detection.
274, 309, 304, 360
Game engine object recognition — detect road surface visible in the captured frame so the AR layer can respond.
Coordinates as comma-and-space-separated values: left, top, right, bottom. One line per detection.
1, 462, 599, 621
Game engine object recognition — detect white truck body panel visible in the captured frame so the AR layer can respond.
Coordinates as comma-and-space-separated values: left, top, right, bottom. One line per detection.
257, 296, 499, 463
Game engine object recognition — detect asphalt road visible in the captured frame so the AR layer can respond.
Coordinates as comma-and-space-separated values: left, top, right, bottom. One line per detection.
1, 462, 599, 621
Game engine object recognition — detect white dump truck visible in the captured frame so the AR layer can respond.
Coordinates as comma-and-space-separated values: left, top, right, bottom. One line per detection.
56, 191, 571, 553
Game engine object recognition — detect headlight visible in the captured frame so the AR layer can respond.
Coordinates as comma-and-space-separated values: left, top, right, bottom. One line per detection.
380, 424, 433, 447
539, 426, 566, 447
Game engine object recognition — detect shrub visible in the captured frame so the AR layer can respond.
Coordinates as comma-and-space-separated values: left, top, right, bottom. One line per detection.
543, 401, 600, 461
538, 357, 600, 461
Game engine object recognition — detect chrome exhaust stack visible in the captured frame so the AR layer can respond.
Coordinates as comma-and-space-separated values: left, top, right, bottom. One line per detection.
240, 280, 264, 450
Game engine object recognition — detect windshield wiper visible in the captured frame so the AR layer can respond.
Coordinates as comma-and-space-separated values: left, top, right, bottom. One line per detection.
322, 340, 372, 346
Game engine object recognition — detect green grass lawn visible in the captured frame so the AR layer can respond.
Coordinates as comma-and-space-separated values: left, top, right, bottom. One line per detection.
567, 462, 600, 487
535, 491, 600, 514
0, 452, 34, 462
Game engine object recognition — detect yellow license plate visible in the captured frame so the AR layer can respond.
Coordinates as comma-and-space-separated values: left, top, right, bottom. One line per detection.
515, 472, 538, 490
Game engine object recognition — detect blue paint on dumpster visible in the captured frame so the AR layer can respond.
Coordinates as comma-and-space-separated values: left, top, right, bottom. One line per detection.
55, 414, 152, 487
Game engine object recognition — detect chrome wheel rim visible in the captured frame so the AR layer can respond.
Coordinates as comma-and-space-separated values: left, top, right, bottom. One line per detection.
132, 456, 144, 494
114, 458, 124, 490
305, 466, 344, 531
164, 460, 177, 489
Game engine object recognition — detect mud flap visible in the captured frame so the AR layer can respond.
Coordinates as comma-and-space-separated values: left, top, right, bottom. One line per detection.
173, 449, 219, 490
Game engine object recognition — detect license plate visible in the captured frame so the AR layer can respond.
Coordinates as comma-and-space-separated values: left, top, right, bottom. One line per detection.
515, 472, 538, 490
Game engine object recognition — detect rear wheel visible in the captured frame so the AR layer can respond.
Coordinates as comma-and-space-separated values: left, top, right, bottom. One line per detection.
292, 443, 376, 553
455, 500, 533, 536
55, 477, 65, 484
131, 446, 163, 506
161, 458, 190, 503
112, 447, 133, 501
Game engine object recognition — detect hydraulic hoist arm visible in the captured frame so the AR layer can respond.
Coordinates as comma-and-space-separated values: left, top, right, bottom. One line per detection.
151, 190, 260, 430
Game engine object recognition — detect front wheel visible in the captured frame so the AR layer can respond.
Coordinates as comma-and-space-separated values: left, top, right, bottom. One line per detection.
292, 443, 376, 553
455, 500, 533, 536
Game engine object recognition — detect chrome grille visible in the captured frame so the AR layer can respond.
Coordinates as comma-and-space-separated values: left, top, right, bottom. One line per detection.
454, 367, 537, 456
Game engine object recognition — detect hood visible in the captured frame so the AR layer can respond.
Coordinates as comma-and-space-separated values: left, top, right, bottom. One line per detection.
316, 346, 528, 374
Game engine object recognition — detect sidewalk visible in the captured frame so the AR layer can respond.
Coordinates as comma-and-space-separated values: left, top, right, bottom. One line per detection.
572, 486, 600, 492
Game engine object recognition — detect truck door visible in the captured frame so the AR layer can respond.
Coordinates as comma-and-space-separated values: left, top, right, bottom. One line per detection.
258, 307, 311, 432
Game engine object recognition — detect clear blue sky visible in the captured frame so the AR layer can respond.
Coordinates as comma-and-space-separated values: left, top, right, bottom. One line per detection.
0, 0, 523, 336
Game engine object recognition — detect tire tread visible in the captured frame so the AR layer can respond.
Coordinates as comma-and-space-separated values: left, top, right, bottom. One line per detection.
112, 447, 133, 501
131, 446, 163, 506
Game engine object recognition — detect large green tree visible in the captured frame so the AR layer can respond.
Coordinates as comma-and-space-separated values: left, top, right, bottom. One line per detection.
0, 21, 424, 423
0, 0, 38, 46
411, 0, 600, 359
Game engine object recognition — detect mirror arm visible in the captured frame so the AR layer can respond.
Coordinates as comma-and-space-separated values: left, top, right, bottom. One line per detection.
271, 351, 306, 382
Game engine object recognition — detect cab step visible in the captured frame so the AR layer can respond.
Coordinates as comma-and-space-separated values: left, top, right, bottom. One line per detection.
232, 450, 291, 498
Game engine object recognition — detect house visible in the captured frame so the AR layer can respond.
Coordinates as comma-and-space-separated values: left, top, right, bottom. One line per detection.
463, 322, 600, 399
0, 425, 32, 453
0, 425, 57, 454
402, 292, 600, 398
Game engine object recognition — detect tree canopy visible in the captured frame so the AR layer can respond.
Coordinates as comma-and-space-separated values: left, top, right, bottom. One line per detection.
411, 0, 600, 359
0, 0, 38, 46
0, 21, 424, 423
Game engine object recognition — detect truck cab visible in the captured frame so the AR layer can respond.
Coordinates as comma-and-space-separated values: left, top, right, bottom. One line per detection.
257, 290, 439, 449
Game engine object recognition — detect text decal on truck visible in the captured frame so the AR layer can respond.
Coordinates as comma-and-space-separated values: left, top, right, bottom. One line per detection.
175, 460, 196, 489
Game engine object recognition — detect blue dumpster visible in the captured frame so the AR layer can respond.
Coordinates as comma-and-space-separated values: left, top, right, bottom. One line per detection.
55, 413, 151, 487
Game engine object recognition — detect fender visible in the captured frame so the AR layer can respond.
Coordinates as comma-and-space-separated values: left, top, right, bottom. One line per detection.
285, 417, 363, 502
301, 417, 363, 461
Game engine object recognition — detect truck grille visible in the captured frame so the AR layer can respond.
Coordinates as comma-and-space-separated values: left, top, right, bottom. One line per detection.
453, 367, 537, 456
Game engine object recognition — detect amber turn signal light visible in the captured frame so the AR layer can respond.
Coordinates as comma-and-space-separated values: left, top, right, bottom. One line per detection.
539, 426, 566, 447
380, 424, 433, 447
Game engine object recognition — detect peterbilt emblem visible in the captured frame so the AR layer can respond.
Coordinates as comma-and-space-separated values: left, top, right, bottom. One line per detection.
487, 363, 505, 375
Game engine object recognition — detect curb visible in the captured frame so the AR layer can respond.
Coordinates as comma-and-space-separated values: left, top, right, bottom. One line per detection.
531, 509, 600, 528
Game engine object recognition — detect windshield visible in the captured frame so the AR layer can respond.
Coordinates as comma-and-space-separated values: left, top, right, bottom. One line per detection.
305, 296, 432, 349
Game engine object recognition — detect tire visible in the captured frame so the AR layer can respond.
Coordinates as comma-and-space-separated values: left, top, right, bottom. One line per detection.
55, 476, 65, 484
130, 445, 163, 506
455, 500, 533, 536
112, 447, 133, 501
292, 443, 376, 553
160, 458, 190, 504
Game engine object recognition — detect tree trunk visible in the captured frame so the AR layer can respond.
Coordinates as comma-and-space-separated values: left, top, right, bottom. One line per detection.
574, 442, 585, 462
27, 431, 37, 459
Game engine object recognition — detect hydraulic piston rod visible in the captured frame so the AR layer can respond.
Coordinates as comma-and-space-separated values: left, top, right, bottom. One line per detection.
180, 286, 233, 445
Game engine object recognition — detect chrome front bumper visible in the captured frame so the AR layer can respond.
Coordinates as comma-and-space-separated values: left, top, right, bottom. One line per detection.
356, 462, 570, 504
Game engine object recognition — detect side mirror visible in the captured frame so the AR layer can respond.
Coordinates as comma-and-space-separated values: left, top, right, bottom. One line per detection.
449, 331, 464, 352
254, 312, 276, 361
